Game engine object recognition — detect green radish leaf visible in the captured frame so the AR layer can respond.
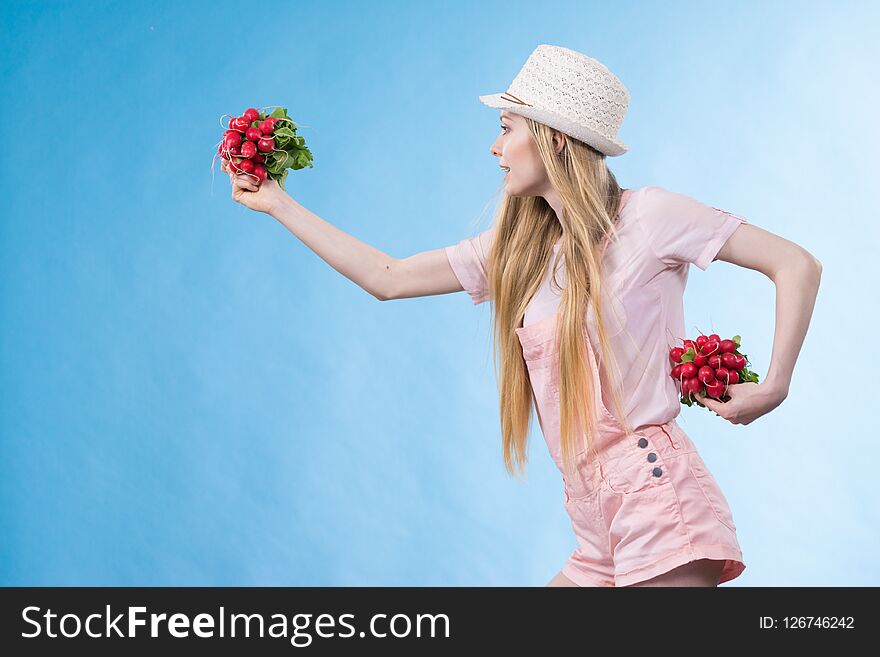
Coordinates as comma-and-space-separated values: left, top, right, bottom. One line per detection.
681, 348, 695, 363
275, 151, 293, 169
295, 150, 313, 168
733, 335, 741, 346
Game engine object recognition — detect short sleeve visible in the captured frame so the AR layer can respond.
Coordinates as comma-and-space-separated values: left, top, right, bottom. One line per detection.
636, 185, 749, 270
444, 226, 496, 305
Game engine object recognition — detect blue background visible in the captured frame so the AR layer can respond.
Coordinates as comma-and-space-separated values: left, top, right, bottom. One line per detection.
2, 0, 876, 585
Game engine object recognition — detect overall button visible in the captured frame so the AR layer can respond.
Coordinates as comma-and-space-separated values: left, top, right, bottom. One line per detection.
647, 452, 657, 463
652, 467, 663, 477
637, 437, 648, 448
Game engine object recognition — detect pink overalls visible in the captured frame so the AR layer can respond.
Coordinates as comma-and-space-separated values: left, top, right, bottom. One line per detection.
515, 311, 746, 587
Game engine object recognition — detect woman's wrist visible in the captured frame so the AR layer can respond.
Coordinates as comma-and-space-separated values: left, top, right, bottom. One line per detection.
268, 193, 296, 219
762, 371, 790, 402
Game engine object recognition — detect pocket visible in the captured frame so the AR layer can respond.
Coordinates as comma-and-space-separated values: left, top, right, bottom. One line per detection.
524, 353, 560, 397
687, 452, 738, 533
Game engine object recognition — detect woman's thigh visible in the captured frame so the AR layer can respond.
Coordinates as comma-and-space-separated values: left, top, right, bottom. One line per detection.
623, 558, 724, 587
546, 570, 580, 587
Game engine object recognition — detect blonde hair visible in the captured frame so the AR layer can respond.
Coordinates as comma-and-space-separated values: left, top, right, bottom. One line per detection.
486, 117, 634, 481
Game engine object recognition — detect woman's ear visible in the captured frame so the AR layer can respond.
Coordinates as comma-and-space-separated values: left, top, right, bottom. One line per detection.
553, 131, 567, 155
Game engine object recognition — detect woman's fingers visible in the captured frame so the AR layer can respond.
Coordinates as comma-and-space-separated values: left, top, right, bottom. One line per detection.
235, 173, 259, 191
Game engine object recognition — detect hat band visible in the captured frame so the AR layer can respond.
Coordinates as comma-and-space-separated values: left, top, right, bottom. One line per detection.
500, 92, 533, 106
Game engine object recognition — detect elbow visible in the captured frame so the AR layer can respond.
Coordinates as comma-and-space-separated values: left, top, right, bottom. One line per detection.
807, 252, 822, 281
803, 253, 822, 289
794, 245, 822, 282
373, 258, 397, 302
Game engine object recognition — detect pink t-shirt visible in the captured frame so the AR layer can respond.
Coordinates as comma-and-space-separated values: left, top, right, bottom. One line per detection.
444, 185, 749, 432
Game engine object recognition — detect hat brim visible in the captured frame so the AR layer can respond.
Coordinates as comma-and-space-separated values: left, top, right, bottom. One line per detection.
478, 92, 627, 157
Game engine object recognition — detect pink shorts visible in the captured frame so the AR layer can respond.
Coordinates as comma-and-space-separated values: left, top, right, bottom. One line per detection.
559, 420, 746, 587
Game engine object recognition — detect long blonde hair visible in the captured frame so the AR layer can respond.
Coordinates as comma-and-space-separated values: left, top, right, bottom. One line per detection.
486, 117, 633, 481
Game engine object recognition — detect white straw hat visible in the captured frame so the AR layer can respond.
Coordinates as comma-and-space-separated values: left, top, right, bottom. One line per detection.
479, 44, 630, 156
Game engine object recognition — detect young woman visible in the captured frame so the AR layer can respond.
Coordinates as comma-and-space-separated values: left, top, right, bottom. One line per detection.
221, 45, 822, 587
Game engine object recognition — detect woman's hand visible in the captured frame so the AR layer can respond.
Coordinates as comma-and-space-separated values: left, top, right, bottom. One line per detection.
221, 158, 290, 215
695, 382, 786, 425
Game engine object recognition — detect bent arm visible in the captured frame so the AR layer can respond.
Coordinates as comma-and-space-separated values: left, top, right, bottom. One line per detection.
715, 223, 823, 398
763, 259, 821, 398
270, 197, 464, 301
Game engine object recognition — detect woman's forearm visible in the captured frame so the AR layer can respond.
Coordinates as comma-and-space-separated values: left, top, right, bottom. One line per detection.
764, 258, 822, 398
269, 196, 395, 301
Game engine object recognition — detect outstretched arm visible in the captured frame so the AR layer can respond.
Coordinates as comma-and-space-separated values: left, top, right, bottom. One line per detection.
698, 223, 822, 424
270, 196, 464, 302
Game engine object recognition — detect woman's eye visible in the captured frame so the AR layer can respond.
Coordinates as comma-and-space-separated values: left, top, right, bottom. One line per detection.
500, 125, 509, 133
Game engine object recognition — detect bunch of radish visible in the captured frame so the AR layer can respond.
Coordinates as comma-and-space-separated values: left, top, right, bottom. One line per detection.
213, 106, 313, 191
669, 333, 760, 408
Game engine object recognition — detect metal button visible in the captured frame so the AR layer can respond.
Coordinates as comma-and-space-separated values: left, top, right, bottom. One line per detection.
652, 467, 663, 477
637, 437, 648, 448
647, 452, 657, 463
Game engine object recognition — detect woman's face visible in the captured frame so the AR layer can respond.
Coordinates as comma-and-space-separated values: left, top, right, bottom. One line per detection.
490, 110, 553, 197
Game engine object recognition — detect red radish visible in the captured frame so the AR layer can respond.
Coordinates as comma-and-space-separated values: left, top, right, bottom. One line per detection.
683, 377, 702, 396
705, 380, 725, 398
240, 141, 257, 158
701, 340, 720, 356
217, 105, 313, 193
698, 366, 715, 385
715, 367, 732, 384
668, 331, 760, 410
238, 158, 255, 174
719, 339, 737, 354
